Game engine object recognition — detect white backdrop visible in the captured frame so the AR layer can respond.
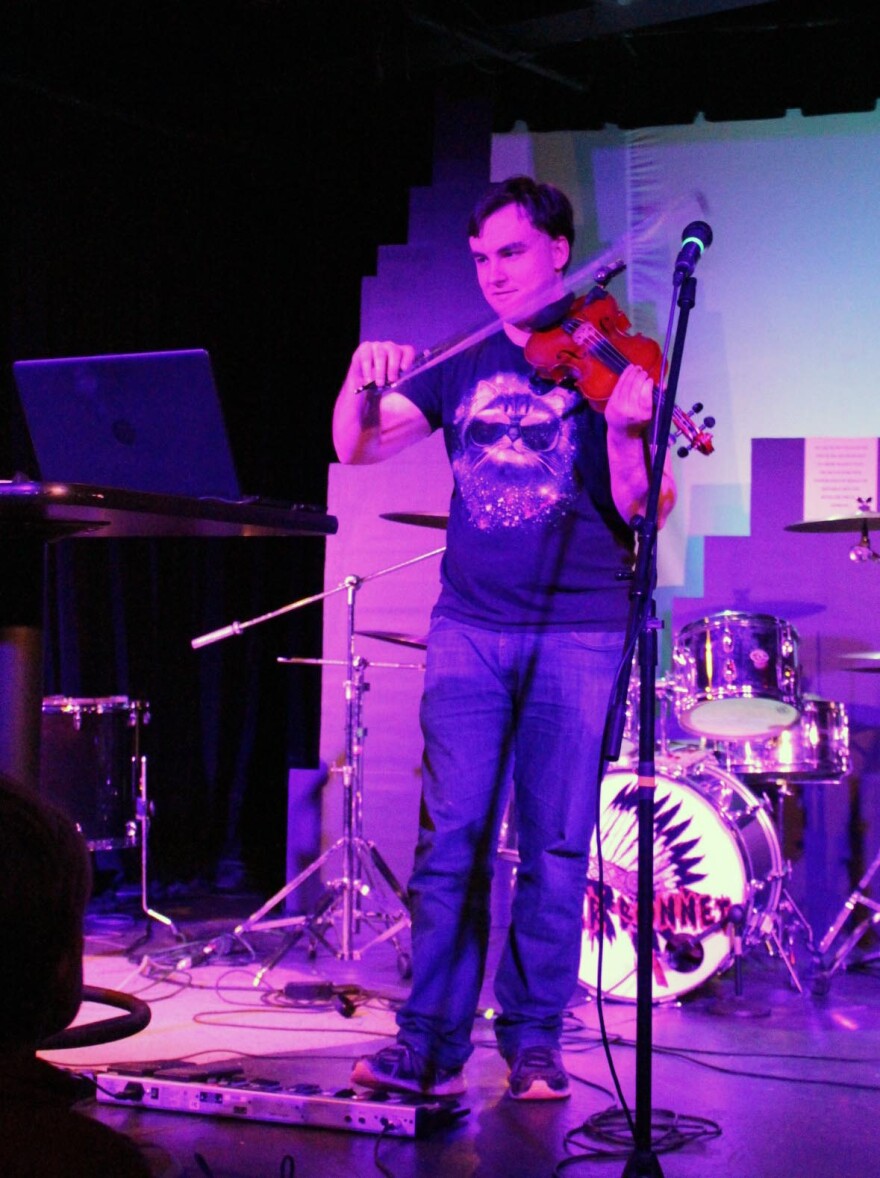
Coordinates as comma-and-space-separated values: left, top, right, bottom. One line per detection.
320, 103, 880, 905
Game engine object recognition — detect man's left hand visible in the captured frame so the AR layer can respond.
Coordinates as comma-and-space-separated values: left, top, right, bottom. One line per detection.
604, 364, 655, 434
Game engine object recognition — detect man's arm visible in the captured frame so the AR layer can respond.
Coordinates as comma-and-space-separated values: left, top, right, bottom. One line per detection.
603, 364, 677, 529
333, 340, 432, 464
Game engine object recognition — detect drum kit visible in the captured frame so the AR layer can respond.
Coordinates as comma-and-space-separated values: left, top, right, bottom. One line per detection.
372, 505, 878, 1004
582, 502, 880, 1002
39, 502, 878, 995
579, 612, 848, 1004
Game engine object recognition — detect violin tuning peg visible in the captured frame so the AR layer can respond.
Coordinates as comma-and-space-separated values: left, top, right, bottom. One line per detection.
703, 416, 716, 429
677, 445, 691, 459
690, 402, 704, 414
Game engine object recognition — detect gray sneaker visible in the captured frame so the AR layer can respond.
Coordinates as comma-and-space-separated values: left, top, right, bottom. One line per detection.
507, 1046, 571, 1101
351, 1043, 466, 1097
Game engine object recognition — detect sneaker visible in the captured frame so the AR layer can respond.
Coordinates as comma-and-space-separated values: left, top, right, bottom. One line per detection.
351, 1043, 466, 1097
507, 1046, 571, 1101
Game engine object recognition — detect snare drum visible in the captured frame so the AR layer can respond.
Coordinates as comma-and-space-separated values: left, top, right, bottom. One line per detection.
39, 696, 149, 851
713, 696, 850, 783
580, 759, 783, 1002
672, 612, 800, 739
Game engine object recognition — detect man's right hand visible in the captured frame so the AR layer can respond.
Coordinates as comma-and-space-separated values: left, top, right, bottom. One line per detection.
333, 339, 431, 465
346, 340, 417, 394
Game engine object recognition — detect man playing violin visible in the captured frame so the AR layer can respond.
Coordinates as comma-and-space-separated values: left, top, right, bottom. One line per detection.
334, 175, 675, 1101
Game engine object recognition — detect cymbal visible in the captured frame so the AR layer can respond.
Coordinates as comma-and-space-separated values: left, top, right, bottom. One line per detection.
381, 511, 449, 530
786, 511, 880, 533
840, 651, 880, 672
356, 629, 427, 650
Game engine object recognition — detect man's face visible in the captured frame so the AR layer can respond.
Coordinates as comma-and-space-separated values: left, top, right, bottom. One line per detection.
469, 202, 570, 327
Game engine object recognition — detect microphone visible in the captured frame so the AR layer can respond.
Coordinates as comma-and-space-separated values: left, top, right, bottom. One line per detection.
674, 221, 713, 283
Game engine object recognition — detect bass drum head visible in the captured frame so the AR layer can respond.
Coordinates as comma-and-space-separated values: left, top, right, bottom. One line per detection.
580, 761, 782, 1003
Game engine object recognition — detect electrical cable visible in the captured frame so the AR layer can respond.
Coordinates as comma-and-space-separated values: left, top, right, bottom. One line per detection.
554, 1106, 722, 1172
591, 618, 647, 1141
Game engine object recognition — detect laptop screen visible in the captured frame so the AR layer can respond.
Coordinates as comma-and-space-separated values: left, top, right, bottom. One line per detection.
12, 348, 241, 499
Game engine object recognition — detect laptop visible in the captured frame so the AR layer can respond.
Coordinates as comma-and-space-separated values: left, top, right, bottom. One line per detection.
11, 349, 241, 499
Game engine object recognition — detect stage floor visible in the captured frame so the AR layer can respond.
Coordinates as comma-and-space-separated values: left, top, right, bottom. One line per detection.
43, 885, 880, 1178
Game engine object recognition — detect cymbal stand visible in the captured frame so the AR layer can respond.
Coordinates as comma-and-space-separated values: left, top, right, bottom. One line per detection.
126, 713, 183, 954
190, 547, 443, 977
128, 752, 183, 951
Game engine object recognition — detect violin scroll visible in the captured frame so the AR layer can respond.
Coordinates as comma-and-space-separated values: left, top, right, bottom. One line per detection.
672, 403, 715, 458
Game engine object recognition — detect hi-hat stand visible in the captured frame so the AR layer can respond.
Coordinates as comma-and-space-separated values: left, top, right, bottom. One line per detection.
190, 547, 443, 979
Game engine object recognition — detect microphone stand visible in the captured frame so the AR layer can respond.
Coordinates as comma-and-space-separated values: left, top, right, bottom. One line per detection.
604, 270, 701, 1178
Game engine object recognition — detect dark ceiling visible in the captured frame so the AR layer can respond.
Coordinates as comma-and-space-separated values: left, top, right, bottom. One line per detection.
3, 1, 879, 157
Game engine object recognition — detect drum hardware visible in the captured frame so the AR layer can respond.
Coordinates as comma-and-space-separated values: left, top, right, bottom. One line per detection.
746, 778, 816, 994
704, 693, 856, 993
39, 695, 180, 942
189, 546, 444, 978
608, 667, 825, 996
130, 751, 182, 947
812, 840, 880, 991
751, 890, 811, 995
725, 773, 815, 995
672, 611, 801, 740
785, 498, 880, 562
702, 904, 774, 1017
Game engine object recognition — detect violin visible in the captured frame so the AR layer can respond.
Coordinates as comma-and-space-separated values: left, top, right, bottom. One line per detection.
524, 287, 714, 457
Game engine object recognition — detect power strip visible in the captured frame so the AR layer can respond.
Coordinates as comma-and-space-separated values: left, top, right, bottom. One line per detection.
92, 1068, 468, 1138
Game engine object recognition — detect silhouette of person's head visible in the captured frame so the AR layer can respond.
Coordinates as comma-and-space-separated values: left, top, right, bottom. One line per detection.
0, 776, 92, 1053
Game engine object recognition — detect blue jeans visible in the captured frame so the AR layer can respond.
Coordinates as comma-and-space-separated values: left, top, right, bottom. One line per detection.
396, 616, 623, 1069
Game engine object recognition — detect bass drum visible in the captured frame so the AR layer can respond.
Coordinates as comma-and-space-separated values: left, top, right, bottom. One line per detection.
580, 760, 783, 1002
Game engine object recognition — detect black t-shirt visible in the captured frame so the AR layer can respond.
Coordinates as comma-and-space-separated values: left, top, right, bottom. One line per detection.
400, 331, 636, 630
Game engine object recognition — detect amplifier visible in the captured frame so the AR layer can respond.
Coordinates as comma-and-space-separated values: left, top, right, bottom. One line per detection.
92, 1067, 468, 1139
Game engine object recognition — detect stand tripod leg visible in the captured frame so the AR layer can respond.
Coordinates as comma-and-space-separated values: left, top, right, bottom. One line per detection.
234, 835, 411, 978
188, 566, 425, 977
127, 754, 182, 954
822, 910, 880, 980
758, 909, 804, 994
233, 841, 340, 937
818, 840, 880, 955
252, 888, 339, 986
805, 839, 880, 991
